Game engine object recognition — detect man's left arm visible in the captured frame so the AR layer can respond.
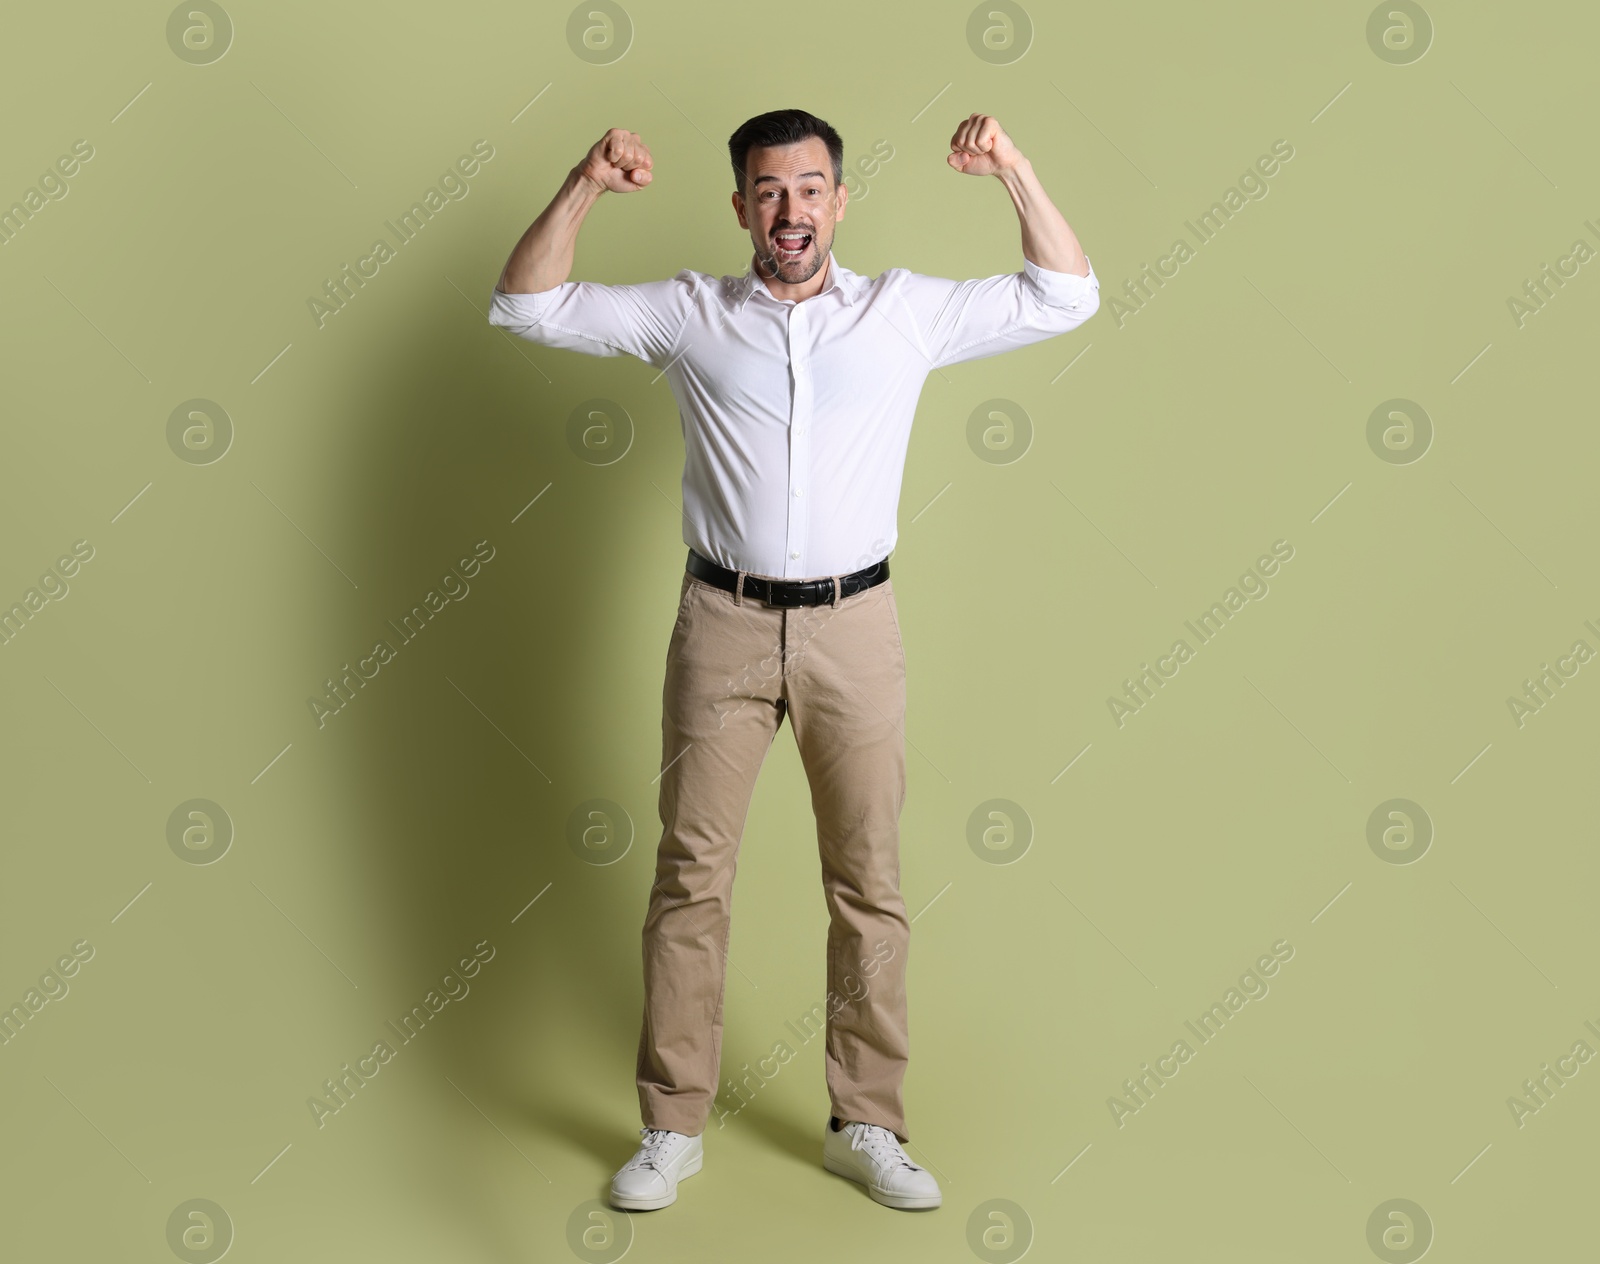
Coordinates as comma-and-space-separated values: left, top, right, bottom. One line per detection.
953, 112, 1089, 277
905, 113, 1099, 370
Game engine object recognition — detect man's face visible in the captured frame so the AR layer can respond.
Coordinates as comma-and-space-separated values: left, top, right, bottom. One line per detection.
733, 136, 847, 284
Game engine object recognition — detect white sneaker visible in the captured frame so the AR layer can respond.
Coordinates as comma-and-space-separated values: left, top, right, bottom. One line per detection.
822, 1117, 941, 1209
608, 1126, 703, 1210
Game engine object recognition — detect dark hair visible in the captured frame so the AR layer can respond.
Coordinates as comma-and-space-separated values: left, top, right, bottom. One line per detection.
728, 108, 844, 199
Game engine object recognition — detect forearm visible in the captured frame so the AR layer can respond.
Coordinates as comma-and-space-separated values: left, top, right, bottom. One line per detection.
495, 167, 607, 295
994, 157, 1088, 277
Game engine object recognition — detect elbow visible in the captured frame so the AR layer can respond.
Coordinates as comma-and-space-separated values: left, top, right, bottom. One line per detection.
1022, 269, 1099, 330
1046, 287, 1098, 334
493, 281, 562, 298
486, 284, 553, 334
1072, 282, 1101, 326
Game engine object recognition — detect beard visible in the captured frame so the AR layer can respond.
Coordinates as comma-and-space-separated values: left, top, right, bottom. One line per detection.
757, 227, 828, 281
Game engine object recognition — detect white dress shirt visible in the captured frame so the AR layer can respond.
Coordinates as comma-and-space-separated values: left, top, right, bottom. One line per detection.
487, 249, 1099, 579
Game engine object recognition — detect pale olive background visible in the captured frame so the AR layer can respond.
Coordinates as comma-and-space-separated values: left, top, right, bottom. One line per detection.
2, 1, 1597, 1261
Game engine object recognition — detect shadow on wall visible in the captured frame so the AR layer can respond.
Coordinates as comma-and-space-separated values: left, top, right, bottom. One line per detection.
327, 237, 687, 1255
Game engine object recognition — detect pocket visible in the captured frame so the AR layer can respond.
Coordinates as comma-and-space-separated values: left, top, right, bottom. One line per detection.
884, 581, 906, 660
672, 574, 697, 633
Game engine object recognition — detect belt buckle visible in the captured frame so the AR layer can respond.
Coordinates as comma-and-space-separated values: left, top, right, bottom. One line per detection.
765, 581, 807, 608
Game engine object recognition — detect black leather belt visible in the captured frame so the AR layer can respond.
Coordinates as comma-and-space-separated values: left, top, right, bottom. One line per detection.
686, 547, 888, 607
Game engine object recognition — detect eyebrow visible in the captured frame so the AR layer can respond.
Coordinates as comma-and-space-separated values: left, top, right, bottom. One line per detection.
751, 171, 826, 186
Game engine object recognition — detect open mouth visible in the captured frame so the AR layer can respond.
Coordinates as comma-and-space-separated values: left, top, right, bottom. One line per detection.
774, 230, 812, 260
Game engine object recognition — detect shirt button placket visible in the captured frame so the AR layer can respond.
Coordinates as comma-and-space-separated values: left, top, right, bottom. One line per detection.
785, 304, 810, 579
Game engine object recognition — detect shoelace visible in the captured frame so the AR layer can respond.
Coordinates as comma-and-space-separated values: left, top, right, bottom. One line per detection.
629, 1127, 679, 1171
849, 1123, 920, 1172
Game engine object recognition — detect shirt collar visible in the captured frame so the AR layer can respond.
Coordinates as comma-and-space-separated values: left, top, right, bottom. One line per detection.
735, 248, 860, 310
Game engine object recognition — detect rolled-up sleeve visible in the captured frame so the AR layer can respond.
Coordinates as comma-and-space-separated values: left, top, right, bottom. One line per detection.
487, 270, 695, 369
903, 255, 1100, 370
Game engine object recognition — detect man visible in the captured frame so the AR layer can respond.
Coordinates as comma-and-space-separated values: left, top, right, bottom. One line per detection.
487, 108, 1097, 1212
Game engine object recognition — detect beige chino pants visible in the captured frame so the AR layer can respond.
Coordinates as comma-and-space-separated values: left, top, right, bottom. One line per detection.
635, 564, 914, 1144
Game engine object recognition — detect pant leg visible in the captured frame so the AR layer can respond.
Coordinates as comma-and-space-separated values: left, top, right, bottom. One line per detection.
636, 573, 787, 1136
782, 577, 912, 1144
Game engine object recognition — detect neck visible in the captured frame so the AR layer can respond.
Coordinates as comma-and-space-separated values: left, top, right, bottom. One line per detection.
757, 251, 831, 303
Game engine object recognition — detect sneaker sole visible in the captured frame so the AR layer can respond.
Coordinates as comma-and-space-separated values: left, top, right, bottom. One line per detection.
609, 1151, 702, 1211
822, 1153, 941, 1210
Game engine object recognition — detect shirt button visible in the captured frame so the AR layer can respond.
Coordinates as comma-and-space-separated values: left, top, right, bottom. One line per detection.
793, 488, 802, 497
790, 550, 800, 559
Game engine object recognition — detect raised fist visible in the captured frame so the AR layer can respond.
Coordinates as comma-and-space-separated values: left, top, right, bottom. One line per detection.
947, 113, 1022, 177
578, 128, 654, 193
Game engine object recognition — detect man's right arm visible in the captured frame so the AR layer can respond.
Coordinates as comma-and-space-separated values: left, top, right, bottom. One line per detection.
498, 127, 653, 293
494, 165, 609, 296
488, 130, 691, 366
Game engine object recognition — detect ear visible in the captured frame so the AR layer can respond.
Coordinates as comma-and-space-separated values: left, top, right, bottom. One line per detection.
834, 177, 848, 222
732, 187, 747, 229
